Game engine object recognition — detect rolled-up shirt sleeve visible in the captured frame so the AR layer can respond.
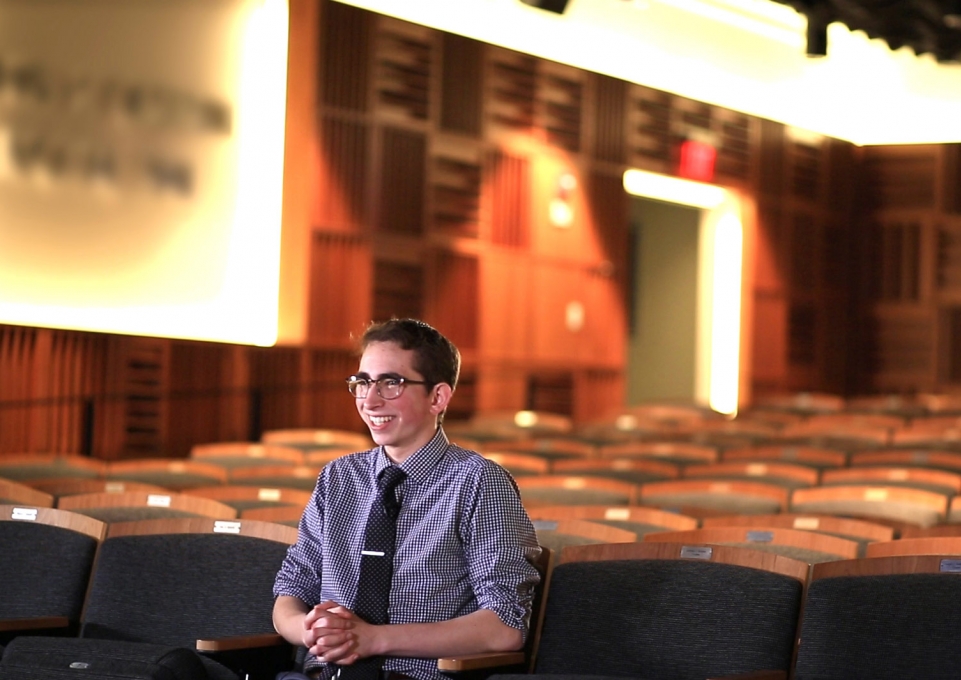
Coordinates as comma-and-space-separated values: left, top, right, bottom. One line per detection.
273, 471, 326, 605
461, 460, 541, 638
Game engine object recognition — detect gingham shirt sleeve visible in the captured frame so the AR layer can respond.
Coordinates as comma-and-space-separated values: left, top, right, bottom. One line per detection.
460, 459, 541, 636
273, 468, 326, 605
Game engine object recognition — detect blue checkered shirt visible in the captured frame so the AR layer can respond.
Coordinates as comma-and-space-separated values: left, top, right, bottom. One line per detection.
273, 428, 542, 680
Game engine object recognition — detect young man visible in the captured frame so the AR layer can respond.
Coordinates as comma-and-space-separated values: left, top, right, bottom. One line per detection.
272, 319, 541, 680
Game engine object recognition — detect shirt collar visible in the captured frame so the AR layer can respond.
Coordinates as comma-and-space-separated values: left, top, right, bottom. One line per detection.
373, 427, 450, 484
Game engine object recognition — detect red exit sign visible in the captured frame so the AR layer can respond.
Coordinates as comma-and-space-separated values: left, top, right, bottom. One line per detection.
678, 138, 717, 182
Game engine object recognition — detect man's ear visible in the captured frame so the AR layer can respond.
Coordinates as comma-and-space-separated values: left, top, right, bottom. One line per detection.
430, 383, 453, 415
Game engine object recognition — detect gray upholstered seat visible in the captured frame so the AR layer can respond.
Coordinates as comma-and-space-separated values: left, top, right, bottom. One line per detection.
77, 518, 299, 680
795, 556, 961, 679
492, 542, 806, 680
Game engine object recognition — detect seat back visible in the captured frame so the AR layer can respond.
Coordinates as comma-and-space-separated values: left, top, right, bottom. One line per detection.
81, 518, 296, 647
532, 542, 806, 680
0, 505, 104, 630
795, 555, 961, 679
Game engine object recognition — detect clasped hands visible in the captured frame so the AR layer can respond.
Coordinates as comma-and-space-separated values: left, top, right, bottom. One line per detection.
303, 600, 377, 665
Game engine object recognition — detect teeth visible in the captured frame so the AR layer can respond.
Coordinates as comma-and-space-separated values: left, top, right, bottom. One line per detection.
370, 416, 393, 426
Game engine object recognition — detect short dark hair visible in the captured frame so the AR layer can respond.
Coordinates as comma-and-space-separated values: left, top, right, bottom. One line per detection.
359, 318, 460, 392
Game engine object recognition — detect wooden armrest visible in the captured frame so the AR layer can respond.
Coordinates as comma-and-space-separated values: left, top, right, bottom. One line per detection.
708, 671, 787, 680
196, 633, 285, 652
0, 616, 71, 632
436, 651, 525, 672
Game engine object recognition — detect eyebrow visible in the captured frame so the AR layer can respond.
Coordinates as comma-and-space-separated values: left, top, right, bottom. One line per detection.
353, 372, 404, 380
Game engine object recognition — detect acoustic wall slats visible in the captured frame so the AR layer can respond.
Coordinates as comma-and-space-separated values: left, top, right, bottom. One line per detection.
487, 47, 537, 134
430, 143, 482, 238
788, 303, 817, 367
309, 232, 372, 346
937, 225, 961, 295
592, 75, 626, 163
373, 260, 424, 321
941, 307, 961, 383
758, 120, 785, 197
374, 18, 432, 122
870, 221, 922, 302
526, 373, 574, 416
303, 349, 360, 431
540, 64, 583, 152
627, 85, 672, 167
250, 347, 306, 432
587, 171, 630, 297
715, 109, 753, 183
428, 251, 479, 352
378, 126, 426, 235
488, 150, 530, 248
862, 147, 938, 210
870, 311, 935, 388
440, 34, 483, 136
944, 144, 961, 215
321, 0, 371, 111
317, 116, 369, 231
789, 212, 818, 290
789, 138, 821, 202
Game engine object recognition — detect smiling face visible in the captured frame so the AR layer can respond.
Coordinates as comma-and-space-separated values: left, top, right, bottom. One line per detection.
355, 341, 452, 464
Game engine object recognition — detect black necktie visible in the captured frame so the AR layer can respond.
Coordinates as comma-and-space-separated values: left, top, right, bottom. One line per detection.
340, 465, 407, 679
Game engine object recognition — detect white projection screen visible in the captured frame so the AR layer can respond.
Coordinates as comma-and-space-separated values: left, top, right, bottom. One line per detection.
0, 0, 288, 346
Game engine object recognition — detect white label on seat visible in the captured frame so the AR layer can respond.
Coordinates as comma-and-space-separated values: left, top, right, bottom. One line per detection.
912, 451, 928, 464
746, 530, 774, 543
170, 462, 186, 473
746, 464, 768, 476
250, 447, 266, 458
864, 488, 889, 501
105, 482, 126, 492
604, 508, 630, 520
562, 478, 586, 489
214, 521, 242, 534
615, 415, 638, 431
147, 495, 171, 507
940, 559, 961, 573
680, 546, 712, 560
612, 459, 632, 470
888, 469, 909, 481
793, 517, 820, 530
532, 520, 557, 531
258, 488, 282, 501
709, 483, 732, 493
11, 507, 37, 521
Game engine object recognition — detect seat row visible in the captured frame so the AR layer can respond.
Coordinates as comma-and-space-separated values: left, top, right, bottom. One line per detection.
495, 539, 961, 680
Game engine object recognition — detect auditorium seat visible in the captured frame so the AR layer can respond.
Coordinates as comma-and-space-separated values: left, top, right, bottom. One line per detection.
790, 484, 949, 528
820, 465, 961, 496
865, 536, 961, 557
644, 526, 860, 563
683, 461, 819, 489
184, 486, 311, 514
260, 429, 372, 451
490, 541, 806, 680
900, 523, 961, 539
78, 518, 298, 680
723, 444, 847, 469
228, 465, 322, 492
515, 475, 639, 507
639, 479, 790, 516
58, 491, 237, 523
531, 518, 636, 551
0, 505, 105, 643
239, 505, 302, 526
849, 448, 961, 472
189, 442, 305, 469
0, 479, 54, 507
490, 438, 595, 463
302, 448, 357, 466
598, 441, 719, 466
551, 457, 680, 485
0, 454, 105, 482
528, 504, 698, 536
701, 513, 894, 555
28, 478, 171, 501
794, 554, 961, 679
105, 460, 228, 490
482, 451, 551, 477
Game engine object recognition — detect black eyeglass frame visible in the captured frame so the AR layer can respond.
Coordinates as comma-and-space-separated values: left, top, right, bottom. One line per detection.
346, 375, 430, 400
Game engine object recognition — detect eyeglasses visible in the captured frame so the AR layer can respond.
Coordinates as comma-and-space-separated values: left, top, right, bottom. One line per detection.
346, 376, 429, 400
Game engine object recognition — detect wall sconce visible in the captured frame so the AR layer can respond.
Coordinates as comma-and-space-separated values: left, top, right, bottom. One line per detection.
549, 171, 577, 228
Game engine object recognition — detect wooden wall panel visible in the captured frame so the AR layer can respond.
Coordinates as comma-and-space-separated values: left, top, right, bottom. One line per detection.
479, 249, 532, 362
320, 1, 371, 112
487, 150, 530, 248
309, 232, 372, 347
440, 34, 483, 136
315, 116, 369, 232
377, 127, 426, 235
428, 251, 479, 352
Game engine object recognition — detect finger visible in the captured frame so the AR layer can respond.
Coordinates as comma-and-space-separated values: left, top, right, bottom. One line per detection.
305, 600, 342, 628
312, 615, 354, 631
312, 638, 356, 663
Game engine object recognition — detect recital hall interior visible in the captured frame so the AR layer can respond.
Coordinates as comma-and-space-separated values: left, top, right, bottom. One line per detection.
5, 2, 961, 679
